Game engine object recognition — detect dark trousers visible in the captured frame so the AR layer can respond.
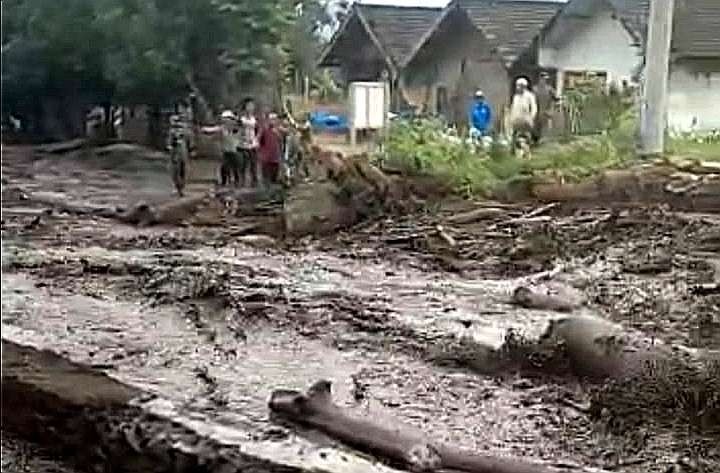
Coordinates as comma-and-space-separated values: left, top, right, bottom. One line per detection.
261, 161, 279, 184
239, 148, 258, 187
221, 151, 240, 186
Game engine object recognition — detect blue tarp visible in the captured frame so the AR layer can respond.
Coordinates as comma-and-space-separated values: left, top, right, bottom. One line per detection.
309, 111, 348, 133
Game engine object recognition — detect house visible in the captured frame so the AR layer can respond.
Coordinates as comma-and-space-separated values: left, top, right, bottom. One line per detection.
400, 0, 564, 127
536, 0, 647, 94
536, 0, 720, 132
667, 0, 720, 132
317, 4, 442, 108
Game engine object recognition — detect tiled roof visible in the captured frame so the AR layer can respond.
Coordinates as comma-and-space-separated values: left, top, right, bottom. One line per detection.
610, 0, 719, 58
672, 0, 720, 58
458, 0, 565, 64
356, 4, 443, 66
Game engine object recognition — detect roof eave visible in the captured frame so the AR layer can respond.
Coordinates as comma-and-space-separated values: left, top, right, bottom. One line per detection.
354, 5, 399, 76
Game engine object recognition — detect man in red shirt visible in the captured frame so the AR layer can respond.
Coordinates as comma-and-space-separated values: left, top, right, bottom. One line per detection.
258, 113, 282, 185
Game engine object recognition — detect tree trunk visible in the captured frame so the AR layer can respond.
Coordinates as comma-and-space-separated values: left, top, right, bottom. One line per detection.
270, 380, 569, 473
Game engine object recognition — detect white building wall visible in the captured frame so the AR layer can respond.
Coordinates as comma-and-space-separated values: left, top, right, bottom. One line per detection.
668, 66, 720, 132
538, 7, 642, 90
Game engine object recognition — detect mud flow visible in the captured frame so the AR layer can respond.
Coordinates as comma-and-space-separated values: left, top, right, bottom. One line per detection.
1, 144, 719, 473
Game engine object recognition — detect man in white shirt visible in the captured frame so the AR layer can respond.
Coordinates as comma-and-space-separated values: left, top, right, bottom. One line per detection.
238, 98, 260, 188
508, 77, 538, 144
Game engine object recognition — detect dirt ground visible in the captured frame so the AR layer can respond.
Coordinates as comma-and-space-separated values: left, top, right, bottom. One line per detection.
1, 143, 719, 472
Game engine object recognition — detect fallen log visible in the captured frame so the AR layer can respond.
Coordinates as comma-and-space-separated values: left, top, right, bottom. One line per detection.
36, 139, 87, 154
1, 338, 408, 473
445, 207, 507, 224
269, 379, 569, 473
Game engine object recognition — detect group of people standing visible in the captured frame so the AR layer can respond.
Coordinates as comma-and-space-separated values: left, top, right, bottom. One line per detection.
468, 72, 558, 150
201, 98, 287, 189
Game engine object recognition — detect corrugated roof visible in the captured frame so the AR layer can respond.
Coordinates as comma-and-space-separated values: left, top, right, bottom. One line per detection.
458, 0, 565, 64
356, 4, 443, 66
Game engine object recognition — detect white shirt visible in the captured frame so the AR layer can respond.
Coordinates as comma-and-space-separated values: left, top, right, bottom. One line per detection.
509, 90, 538, 125
239, 115, 259, 150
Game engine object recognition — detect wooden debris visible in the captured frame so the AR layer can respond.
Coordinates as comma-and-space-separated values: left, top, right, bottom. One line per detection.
445, 207, 507, 224
36, 139, 86, 154
435, 225, 456, 247
269, 379, 569, 473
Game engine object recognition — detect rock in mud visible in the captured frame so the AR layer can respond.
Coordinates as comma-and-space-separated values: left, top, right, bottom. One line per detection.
512, 281, 586, 312
283, 182, 359, 236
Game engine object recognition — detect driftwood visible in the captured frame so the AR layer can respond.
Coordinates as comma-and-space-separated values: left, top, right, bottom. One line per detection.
36, 138, 87, 154
269, 380, 568, 473
445, 207, 507, 224
30, 192, 215, 227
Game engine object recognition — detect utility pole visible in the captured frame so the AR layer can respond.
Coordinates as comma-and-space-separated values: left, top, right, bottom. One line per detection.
640, 0, 675, 155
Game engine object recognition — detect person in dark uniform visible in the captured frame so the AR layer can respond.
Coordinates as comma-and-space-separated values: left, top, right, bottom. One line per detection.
533, 72, 558, 144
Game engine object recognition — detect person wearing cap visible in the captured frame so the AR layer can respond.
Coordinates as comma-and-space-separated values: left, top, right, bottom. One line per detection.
201, 110, 242, 186
508, 77, 538, 148
533, 72, 558, 144
469, 90, 492, 140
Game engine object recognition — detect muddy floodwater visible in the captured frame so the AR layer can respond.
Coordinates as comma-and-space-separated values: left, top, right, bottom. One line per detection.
1, 144, 719, 472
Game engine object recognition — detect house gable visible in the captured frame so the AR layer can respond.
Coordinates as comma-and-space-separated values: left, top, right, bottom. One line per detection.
317, 4, 441, 76
401, 6, 510, 125
538, 0, 643, 86
458, 0, 565, 67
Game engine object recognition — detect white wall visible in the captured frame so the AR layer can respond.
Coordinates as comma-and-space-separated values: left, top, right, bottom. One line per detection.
668, 64, 720, 132
538, 6, 642, 89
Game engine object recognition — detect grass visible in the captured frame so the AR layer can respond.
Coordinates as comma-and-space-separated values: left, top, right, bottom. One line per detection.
667, 137, 720, 162
377, 117, 637, 197
377, 112, 719, 198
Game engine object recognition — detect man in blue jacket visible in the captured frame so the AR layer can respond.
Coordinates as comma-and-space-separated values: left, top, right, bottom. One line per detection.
469, 90, 492, 139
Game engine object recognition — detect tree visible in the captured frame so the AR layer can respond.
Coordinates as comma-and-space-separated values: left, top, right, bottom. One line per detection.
285, 0, 350, 96
2, 0, 300, 141
2, 0, 114, 139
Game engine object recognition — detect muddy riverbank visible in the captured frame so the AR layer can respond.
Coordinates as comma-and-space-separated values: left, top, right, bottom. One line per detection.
2, 144, 719, 472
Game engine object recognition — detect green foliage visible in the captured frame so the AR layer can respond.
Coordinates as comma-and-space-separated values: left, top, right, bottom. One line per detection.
667, 137, 720, 162
2, 0, 298, 126
380, 118, 506, 197
380, 116, 639, 198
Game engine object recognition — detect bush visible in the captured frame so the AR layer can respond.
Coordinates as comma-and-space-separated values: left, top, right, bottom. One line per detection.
378, 116, 637, 197
378, 118, 508, 197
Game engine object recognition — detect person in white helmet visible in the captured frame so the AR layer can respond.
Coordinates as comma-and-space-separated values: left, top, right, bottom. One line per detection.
508, 77, 537, 153
201, 109, 241, 186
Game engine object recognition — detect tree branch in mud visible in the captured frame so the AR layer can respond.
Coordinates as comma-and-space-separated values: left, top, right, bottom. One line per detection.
269, 380, 570, 473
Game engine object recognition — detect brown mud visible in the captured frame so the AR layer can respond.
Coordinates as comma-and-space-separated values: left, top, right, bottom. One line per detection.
1, 143, 719, 472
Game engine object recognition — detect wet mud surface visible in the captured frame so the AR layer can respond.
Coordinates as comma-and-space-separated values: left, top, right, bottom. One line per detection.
2, 144, 719, 472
